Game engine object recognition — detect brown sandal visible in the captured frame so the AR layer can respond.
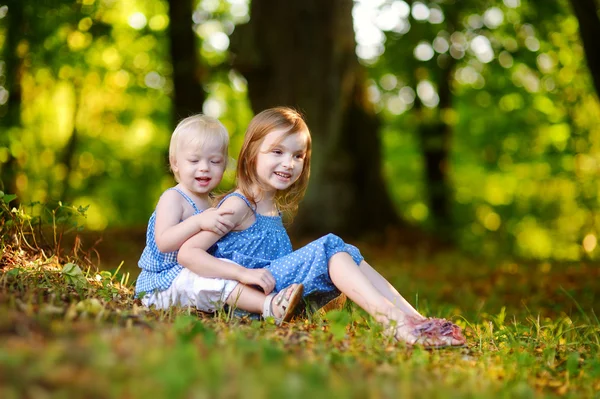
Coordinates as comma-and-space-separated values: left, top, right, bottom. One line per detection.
262, 283, 304, 325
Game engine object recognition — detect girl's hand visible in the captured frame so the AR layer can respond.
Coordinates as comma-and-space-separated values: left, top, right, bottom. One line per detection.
195, 208, 235, 236
239, 268, 276, 294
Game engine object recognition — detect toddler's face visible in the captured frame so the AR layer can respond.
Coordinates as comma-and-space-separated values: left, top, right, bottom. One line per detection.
173, 139, 226, 196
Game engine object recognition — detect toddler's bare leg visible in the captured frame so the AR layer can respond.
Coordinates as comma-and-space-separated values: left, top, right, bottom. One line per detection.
358, 261, 423, 319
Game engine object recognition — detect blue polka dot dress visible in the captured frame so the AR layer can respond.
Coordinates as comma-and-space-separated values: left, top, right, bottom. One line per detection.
210, 193, 364, 307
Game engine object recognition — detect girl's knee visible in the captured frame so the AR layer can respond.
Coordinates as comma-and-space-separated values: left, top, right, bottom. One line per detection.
324, 233, 344, 247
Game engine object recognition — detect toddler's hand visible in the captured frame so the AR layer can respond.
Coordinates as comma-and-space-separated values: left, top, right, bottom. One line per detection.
195, 208, 235, 236
239, 268, 275, 294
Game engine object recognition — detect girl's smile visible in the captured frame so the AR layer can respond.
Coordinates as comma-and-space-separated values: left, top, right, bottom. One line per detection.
255, 129, 308, 193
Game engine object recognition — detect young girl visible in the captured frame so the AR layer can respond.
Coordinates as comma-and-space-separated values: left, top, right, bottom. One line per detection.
178, 108, 466, 348
135, 114, 304, 324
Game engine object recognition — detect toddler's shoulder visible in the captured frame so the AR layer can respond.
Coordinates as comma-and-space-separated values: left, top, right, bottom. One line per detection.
155, 188, 188, 212
158, 188, 186, 203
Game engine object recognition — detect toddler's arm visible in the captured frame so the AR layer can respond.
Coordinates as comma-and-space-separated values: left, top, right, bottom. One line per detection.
177, 196, 276, 294
154, 190, 234, 253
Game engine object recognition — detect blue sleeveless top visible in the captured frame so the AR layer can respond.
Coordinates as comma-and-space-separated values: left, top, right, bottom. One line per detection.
210, 193, 364, 304
135, 188, 202, 295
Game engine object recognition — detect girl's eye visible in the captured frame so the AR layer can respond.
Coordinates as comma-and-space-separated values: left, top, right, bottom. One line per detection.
272, 149, 283, 155
211, 160, 222, 164
294, 154, 305, 160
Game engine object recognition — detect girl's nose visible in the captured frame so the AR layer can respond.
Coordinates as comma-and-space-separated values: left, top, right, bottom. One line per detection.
282, 155, 293, 169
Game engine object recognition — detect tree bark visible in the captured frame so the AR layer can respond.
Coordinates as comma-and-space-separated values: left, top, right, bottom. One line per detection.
0, 1, 26, 205
167, 0, 207, 121
230, 0, 399, 237
569, 0, 600, 98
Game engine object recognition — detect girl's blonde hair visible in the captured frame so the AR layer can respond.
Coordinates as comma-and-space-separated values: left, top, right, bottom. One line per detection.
168, 114, 229, 182
236, 107, 311, 219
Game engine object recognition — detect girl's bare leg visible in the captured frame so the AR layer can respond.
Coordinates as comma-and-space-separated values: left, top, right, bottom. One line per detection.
224, 284, 264, 314
358, 261, 423, 319
224, 283, 300, 319
328, 253, 410, 325
328, 253, 464, 346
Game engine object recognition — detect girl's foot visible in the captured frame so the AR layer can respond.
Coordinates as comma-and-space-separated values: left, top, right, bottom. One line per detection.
392, 316, 466, 348
262, 283, 304, 325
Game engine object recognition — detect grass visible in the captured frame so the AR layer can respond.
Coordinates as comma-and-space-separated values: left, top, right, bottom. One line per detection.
0, 197, 599, 398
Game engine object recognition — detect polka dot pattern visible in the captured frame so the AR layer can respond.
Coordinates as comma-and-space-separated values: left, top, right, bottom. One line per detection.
211, 193, 364, 303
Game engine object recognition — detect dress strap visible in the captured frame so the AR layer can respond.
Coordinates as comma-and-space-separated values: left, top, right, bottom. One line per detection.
217, 192, 255, 213
170, 187, 201, 214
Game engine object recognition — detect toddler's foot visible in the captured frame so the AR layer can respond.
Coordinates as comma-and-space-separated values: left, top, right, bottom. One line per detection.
392, 316, 466, 348
262, 283, 304, 325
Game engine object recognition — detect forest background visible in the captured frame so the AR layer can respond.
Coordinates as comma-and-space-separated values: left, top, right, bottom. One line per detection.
3, 2, 600, 396
1, 0, 600, 267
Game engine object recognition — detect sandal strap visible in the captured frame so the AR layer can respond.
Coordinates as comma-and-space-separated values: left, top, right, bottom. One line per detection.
261, 284, 304, 325
262, 293, 276, 319
396, 316, 466, 348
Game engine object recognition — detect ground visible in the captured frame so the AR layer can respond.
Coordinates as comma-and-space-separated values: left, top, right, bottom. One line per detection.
0, 225, 599, 398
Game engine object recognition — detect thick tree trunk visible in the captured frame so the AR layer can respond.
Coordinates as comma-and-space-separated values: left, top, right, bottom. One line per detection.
167, 0, 207, 121
0, 1, 25, 205
419, 122, 451, 227
230, 0, 399, 237
569, 0, 600, 98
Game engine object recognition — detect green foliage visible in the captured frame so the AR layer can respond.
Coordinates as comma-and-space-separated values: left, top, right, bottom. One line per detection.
366, 0, 600, 260
1, 0, 599, 261
61, 262, 87, 289
325, 309, 351, 341
0, 0, 252, 231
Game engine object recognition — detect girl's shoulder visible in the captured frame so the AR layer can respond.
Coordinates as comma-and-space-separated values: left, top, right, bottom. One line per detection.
218, 193, 254, 216
217, 191, 254, 210
218, 192, 258, 231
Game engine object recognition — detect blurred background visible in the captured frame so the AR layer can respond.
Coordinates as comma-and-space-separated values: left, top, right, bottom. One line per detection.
1, 0, 599, 268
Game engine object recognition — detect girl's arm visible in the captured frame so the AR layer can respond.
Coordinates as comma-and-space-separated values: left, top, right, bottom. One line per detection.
154, 190, 234, 253
177, 197, 276, 294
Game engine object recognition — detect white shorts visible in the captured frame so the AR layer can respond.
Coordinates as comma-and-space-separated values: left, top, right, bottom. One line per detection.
141, 266, 239, 312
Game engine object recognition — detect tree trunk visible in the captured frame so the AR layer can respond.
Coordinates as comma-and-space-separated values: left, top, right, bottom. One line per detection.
419, 120, 452, 227
230, 0, 399, 237
0, 0, 26, 205
167, 0, 207, 120
569, 0, 600, 98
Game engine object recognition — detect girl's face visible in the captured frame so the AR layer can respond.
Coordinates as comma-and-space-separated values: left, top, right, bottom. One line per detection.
172, 138, 226, 197
255, 129, 308, 194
